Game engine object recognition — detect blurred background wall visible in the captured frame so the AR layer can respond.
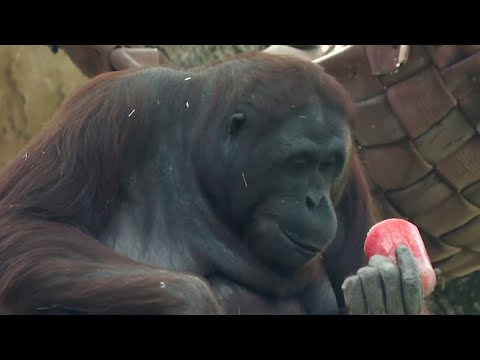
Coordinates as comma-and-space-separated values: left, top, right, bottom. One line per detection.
0, 45, 86, 169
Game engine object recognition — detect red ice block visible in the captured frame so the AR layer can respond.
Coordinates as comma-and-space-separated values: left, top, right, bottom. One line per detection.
364, 218, 436, 297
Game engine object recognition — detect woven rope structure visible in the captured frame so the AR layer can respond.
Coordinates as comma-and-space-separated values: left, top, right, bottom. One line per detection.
318, 45, 480, 281
128, 45, 269, 68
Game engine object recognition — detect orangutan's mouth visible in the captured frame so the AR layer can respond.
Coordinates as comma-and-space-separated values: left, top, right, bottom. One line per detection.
281, 229, 320, 255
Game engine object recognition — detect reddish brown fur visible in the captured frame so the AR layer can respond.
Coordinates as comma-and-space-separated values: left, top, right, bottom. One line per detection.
0, 69, 216, 314
339, 152, 381, 275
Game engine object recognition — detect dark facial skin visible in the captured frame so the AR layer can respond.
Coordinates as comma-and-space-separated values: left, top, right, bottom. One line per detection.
185, 83, 351, 314
222, 104, 349, 276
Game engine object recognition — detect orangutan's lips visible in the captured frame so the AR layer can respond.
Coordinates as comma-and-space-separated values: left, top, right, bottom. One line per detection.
281, 229, 320, 254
